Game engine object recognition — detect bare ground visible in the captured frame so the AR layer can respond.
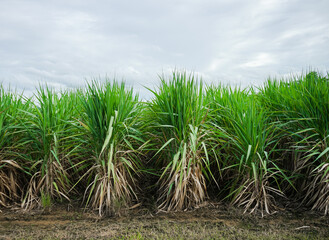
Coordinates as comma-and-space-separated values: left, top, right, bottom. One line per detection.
0, 202, 328, 239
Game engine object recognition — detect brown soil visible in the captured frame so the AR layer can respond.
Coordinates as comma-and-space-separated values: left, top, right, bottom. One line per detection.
0, 202, 328, 239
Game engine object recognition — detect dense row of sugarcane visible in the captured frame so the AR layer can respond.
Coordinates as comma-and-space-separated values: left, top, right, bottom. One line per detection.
0, 71, 328, 216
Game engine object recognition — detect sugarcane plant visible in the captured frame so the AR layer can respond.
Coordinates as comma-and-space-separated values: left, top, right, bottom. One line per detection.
260, 72, 329, 214
78, 80, 146, 216
21, 87, 79, 209
148, 72, 213, 211
208, 85, 292, 215
0, 86, 26, 207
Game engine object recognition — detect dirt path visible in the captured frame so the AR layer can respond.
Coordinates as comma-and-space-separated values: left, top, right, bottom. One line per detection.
1, 203, 328, 239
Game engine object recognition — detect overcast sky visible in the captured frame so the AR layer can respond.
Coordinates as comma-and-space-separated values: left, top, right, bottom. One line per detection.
1, 0, 328, 98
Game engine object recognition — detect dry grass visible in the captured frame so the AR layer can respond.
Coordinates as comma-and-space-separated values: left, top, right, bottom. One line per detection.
0, 203, 328, 239
0, 160, 22, 207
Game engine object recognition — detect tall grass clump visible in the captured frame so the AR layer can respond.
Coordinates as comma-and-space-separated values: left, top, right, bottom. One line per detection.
208, 86, 292, 215
260, 72, 329, 214
0, 86, 26, 207
78, 80, 146, 216
21, 87, 78, 209
148, 72, 213, 211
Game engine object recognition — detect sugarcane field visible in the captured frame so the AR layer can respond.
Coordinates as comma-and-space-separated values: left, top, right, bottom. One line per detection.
1, 71, 329, 239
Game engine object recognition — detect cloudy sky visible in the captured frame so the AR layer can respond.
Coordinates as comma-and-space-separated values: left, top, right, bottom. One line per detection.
1, 0, 328, 98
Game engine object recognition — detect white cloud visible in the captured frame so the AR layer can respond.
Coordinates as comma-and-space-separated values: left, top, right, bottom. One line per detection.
0, 0, 328, 98
241, 53, 277, 68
